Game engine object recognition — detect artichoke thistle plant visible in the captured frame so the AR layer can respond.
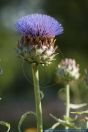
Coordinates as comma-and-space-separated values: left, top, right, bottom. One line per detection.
16, 13, 63, 132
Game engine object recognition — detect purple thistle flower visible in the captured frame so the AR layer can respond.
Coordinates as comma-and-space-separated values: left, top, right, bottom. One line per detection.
16, 14, 63, 65
16, 13, 63, 37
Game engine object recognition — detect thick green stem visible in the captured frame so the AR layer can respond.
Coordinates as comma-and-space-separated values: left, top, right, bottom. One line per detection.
65, 83, 70, 130
32, 63, 43, 132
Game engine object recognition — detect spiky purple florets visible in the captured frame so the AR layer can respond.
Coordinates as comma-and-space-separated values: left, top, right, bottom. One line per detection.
16, 14, 63, 37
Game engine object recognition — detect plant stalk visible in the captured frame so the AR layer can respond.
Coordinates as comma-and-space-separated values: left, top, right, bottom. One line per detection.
86, 121, 88, 129
65, 83, 70, 130
32, 63, 43, 132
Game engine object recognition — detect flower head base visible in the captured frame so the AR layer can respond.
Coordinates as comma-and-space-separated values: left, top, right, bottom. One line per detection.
17, 36, 57, 65
16, 14, 63, 65
56, 58, 80, 82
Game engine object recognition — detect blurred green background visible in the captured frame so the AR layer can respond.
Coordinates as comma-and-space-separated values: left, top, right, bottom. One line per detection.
0, 0, 88, 131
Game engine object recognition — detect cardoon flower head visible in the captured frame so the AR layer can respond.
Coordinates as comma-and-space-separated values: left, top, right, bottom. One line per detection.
16, 13, 63, 65
56, 58, 80, 82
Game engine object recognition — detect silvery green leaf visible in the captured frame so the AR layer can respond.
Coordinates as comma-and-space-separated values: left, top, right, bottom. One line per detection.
46, 122, 60, 130
50, 122, 60, 129
70, 103, 87, 109
49, 113, 80, 129
18, 111, 36, 132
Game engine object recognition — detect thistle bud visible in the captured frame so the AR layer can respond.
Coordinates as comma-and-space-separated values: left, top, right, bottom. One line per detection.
56, 58, 80, 82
